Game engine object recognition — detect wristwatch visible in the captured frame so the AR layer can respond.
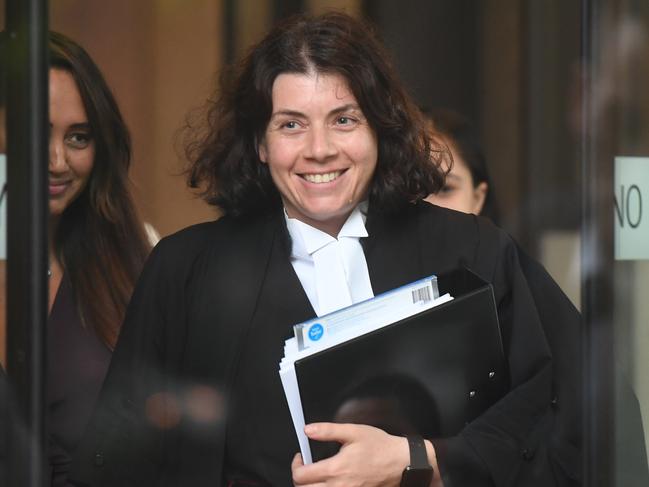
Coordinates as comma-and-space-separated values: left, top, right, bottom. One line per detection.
400, 435, 434, 487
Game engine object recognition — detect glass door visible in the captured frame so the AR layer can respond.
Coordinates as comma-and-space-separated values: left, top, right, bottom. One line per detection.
583, 0, 649, 485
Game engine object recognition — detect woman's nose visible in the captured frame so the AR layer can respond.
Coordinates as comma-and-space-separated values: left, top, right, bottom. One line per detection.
305, 125, 338, 162
49, 139, 66, 172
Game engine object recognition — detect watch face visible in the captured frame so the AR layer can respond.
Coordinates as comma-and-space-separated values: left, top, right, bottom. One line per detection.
401, 466, 434, 487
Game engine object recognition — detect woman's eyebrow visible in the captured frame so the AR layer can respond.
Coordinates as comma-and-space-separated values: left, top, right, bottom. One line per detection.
68, 122, 92, 130
329, 104, 361, 117
49, 122, 91, 130
270, 104, 362, 120
269, 109, 305, 120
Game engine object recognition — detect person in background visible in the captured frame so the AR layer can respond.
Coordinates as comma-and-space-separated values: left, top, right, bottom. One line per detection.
424, 109, 500, 224
0, 32, 153, 486
46, 31, 154, 486
71, 13, 580, 487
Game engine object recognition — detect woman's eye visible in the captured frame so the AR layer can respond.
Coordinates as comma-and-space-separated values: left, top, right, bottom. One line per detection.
440, 185, 455, 195
336, 116, 355, 126
66, 132, 92, 149
282, 121, 299, 130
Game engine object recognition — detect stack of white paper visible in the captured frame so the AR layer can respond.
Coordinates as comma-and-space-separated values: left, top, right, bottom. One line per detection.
278, 275, 453, 464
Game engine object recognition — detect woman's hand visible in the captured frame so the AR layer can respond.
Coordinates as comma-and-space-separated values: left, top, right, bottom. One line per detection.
291, 422, 439, 487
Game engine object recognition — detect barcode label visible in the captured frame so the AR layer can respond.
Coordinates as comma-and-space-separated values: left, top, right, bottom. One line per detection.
411, 285, 432, 303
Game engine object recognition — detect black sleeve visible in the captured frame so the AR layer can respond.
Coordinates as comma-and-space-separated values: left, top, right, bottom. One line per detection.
70, 215, 280, 487
515, 244, 582, 481
69, 233, 196, 486
432, 222, 582, 487
69, 217, 272, 487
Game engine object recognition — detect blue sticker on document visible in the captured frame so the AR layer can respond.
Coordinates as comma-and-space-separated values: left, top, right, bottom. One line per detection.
308, 323, 324, 341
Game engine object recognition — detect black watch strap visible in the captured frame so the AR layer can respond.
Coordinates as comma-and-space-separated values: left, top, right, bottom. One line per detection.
406, 435, 430, 469
400, 435, 434, 487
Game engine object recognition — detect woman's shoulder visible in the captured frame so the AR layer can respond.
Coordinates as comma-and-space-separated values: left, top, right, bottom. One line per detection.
414, 201, 510, 249
412, 201, 518, 281
156, 219, 222, 252
153, 217, 230, 256
151, 213, 274, 267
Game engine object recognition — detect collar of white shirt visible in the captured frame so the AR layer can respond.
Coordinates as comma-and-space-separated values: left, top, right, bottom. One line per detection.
286, 201, 369, 257
284, 201, 374, 316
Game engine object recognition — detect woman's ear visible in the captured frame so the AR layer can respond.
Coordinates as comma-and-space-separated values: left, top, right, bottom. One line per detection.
472, 182, 488, 215
258, 138, 268, 164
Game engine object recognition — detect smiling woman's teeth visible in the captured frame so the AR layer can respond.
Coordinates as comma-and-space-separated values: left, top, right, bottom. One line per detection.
303, 171, 341, 184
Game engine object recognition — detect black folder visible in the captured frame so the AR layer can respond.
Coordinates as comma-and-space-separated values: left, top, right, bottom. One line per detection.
294, 267, 507, 462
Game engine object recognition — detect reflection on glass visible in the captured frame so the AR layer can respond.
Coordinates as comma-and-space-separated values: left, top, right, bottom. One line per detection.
589, 2, 649, 485
333, 373, 441, 438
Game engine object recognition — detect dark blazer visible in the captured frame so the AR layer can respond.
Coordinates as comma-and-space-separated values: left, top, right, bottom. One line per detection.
69, 202, 581, 487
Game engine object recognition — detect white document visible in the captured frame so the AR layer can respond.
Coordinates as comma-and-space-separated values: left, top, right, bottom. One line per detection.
293, 275, 440, 351
278, 275, 454, 464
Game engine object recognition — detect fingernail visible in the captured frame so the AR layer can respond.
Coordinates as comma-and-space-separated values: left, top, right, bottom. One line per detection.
304, 424, 316, 435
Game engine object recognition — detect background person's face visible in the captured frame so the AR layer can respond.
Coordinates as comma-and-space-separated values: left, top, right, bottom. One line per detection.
48, 69, 95, 218
259, 71, 378, 236
425, 141, 486, 215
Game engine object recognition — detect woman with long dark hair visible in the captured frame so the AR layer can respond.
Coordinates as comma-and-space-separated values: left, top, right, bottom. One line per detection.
45, 32, 151, 485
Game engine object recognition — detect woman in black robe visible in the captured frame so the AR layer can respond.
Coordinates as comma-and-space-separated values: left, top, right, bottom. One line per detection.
70, 12, 581, 487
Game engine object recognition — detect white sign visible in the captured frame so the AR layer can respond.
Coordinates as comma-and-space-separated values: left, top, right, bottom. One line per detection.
615, 156, 649, 260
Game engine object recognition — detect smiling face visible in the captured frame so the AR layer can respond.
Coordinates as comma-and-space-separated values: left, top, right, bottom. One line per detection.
48, 68, 95, 219
258, 71, 378, 236
425, 139, 486, 215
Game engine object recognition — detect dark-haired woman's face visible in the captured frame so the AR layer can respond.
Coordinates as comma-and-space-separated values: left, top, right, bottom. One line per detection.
425, 139, 486, 215
258, 72, 378, 236
48, 69, 94, 218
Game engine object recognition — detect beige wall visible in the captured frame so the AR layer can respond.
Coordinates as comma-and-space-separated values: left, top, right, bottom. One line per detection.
50, 0, 221, 237
306, 0, 362, 16
147, 0, 224, 236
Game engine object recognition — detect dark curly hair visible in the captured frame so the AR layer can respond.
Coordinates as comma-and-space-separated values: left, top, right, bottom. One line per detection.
184, 12, 446, 218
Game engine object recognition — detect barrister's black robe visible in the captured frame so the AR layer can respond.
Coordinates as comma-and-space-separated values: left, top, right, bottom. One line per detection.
69, 202, 582, 486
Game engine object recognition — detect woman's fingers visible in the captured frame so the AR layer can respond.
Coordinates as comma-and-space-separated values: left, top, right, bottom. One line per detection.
292, 452, 304, 470
303, 422, 364, 443
293, 424, 411, 486
292, 452, 331, 487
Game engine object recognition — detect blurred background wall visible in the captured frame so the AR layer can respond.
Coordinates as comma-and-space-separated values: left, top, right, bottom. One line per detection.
51, 0, 222, 237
